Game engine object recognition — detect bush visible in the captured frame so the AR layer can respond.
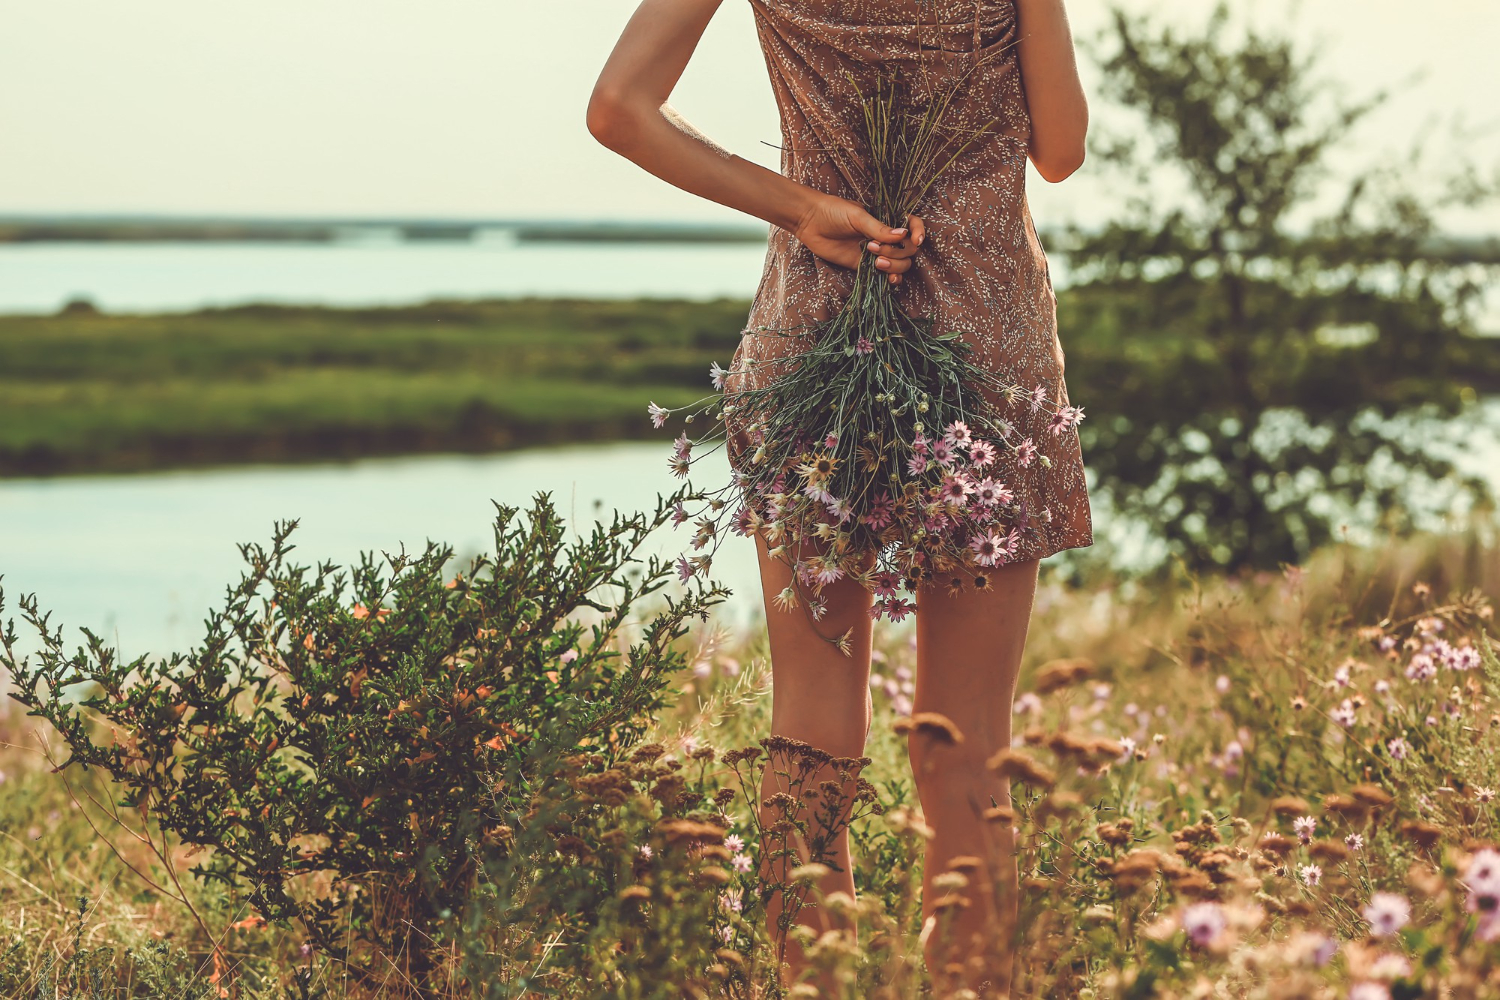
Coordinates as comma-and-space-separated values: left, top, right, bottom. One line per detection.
0, 486, 725, 990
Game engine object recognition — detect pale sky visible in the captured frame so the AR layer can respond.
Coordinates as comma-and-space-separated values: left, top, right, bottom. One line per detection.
2, 0, 1497, 232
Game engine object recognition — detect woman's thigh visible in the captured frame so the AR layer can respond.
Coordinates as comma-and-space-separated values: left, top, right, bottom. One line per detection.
912, 559, 1040, 750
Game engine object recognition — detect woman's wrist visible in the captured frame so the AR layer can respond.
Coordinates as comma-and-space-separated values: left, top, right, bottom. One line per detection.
771, 179, 824, 237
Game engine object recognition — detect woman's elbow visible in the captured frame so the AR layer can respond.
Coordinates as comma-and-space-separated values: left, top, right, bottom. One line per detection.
1035, 144, 1086, 183
587, 84, 636, 151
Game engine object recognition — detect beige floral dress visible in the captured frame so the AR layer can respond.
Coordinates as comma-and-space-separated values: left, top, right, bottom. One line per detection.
725, 0, 1093, 561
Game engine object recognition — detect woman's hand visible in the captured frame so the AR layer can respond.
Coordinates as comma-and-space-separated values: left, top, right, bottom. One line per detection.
792, 195, 927, 285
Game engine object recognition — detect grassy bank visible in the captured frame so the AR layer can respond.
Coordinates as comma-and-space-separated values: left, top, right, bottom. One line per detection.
0, 528, 1496, 996
0, 298, 748, 477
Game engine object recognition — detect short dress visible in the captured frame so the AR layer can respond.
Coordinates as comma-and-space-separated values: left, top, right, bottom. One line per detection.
724, 0, 1093, 562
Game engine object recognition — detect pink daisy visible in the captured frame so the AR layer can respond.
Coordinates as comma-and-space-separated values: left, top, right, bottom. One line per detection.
883, 598, 915, 623
861, 492, 895, 530
967, 439, 996, 468
944, 421, 973, 447
1015, 438, 1037, 467
969, 531, 1004, 567
940, 474, 974, 507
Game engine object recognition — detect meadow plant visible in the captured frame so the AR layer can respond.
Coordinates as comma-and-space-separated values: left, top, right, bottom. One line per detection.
3, 530, 1499, 997
0, 487, 725, 992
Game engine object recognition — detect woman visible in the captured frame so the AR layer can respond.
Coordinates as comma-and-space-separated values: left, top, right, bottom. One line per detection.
588, 0, 1092, 993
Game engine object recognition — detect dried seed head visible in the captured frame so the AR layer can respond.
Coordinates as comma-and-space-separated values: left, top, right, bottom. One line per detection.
1309, 840, 1350, 864
986, 748, 1057, 788
1350, 783, 1394, 808
790, 863, 831, 884
892, 711, 966, 745
1033, 658, 1094, 694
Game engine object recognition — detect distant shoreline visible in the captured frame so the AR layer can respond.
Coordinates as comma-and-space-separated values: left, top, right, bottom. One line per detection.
0, 215, 769, 246
0, 297, 746, 479
2, 216, 1496, 265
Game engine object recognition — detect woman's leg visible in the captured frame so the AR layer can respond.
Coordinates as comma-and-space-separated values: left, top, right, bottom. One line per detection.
909, 558, 1040, 996
752, 531, 874, 988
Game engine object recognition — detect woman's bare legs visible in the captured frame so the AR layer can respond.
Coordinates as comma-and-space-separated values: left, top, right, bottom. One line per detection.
753, 532, 874, 991
909, 558, 1040, 997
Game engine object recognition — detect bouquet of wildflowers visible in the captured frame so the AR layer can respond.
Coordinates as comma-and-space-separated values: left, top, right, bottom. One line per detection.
649, 70, 1084, 649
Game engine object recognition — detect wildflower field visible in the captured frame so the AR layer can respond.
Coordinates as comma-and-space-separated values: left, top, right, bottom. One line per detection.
1, 496, 1497, 998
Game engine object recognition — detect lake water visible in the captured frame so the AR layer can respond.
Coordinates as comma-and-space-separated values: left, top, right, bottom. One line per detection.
1, 237, 1494, 334
0, 234, 775, 314
0, 442, 768, 660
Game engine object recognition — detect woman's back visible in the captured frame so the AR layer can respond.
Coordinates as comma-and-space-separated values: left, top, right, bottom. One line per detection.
736, 0, 1092, 560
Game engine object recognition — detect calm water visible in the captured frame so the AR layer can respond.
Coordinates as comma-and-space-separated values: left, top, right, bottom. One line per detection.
0, 443, 765, 660
0, 234, 773, 313
1, 238, 1494, 334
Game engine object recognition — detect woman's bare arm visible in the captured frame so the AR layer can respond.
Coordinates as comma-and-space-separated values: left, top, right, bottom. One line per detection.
1015, 0, 1089, 182
587, 0, 924, 281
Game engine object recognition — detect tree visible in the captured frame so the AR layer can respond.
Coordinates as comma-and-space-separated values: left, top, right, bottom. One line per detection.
1059, 0, 1500, 570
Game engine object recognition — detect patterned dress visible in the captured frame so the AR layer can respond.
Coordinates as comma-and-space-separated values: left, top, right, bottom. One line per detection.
725, 0, 1093, 562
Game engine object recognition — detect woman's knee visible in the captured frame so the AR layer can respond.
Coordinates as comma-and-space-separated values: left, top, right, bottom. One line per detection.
907, 739, 1003, 809
773, 713, 868, 759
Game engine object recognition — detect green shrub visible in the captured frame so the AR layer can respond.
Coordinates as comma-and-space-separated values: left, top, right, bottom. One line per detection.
0, 486, 725, 990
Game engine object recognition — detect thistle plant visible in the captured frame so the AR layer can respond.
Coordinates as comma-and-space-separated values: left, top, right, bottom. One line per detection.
648, 69, 1085, 643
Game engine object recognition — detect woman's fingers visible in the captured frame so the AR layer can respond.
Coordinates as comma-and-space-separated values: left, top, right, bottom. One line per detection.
863, 213, 926, 259
852, 207, 909, 246
868, 238, 918, 260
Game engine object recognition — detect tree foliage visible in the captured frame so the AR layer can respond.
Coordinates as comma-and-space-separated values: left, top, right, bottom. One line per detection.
1061, 1, 1500, 569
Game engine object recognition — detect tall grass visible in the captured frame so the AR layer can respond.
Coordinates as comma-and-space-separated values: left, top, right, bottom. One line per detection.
1, 528, 1496, 997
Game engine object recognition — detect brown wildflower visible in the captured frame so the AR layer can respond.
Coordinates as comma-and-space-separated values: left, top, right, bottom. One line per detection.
1400, 820, 1443, 849
1035, 790, 1083, 824
1322, 794, 1369, 820
657, 819, 726, 845
986, 749, 1057, 789
1309, 840, 1350, 864
1045, 730, 1095, 760
631, 742, 668, 763
1196, 851, 1237, 882
983, 804, 1017, 824
1259, 833, 1296, 856
1033, 658, 1094, 694
1168, 868, 1217, 898
891, 712, 966, 745
1098, 819, 1135, 847
1350, 783, 1394, 808
697, 866, 733, 886
1270, 796, 1312, 816
1108, 849, 1163, 894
